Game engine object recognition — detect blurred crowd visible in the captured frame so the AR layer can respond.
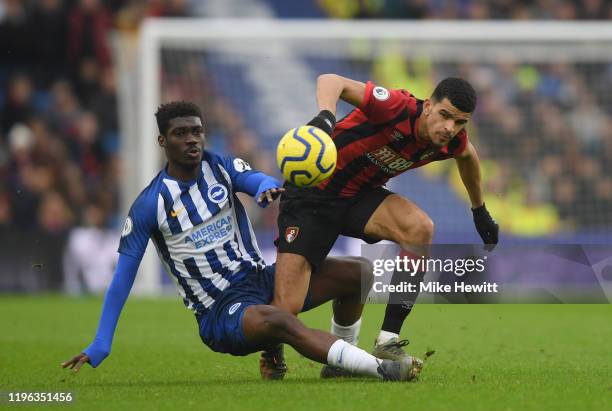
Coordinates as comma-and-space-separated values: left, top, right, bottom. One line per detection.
3, 0, 611, 238
0, 0, 201, 291
460, 61, 612, 233
0, 0, 197, 236
373, 53, 612, 235
319, 0, 612, 20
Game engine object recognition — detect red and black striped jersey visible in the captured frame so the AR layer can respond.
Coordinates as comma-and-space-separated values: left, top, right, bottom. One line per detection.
318, 81, 469, 197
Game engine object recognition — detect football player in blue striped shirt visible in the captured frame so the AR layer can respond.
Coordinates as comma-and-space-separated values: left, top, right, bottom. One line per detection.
62, 102, 423, 382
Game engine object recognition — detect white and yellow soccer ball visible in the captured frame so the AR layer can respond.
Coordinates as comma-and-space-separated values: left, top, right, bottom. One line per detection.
276, 126, 337, 187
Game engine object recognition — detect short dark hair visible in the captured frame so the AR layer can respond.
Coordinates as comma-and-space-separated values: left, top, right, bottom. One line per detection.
431, 77, 477, 113
155, 101, 203, 135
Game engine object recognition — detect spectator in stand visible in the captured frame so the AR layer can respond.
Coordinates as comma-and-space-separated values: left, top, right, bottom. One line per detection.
67, 0, 112, 101
38, 190, 74, 233
0, 0, 35, 66
30, 0, 68, 87
63, 201, 118, 295
0, 74, 34, 135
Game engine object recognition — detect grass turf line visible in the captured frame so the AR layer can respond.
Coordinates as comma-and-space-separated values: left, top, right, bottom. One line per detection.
0, 296, 610, 411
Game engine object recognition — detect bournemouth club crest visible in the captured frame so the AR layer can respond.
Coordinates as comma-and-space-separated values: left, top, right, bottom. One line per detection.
285, 227, 300, 243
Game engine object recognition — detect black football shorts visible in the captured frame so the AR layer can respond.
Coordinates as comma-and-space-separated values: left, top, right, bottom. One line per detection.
276, 183, 393, 271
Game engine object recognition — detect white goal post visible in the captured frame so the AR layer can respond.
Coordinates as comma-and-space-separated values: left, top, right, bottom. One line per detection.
120, 19, 612, 295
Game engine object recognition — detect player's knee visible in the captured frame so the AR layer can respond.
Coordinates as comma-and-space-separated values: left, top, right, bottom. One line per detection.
398, 215, 434, 245
418, 217, 435, 243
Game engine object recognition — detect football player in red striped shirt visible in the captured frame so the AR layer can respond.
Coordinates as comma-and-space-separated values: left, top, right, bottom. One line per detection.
266, 74, 498, 378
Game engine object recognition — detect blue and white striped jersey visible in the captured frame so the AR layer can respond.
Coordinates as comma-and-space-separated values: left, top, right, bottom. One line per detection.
118, 151, 266, 314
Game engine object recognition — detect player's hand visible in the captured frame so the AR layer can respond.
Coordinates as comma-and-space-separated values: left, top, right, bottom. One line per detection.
61, 353, 90, 373
472, 203, 498, 251
257, 187, 285, 206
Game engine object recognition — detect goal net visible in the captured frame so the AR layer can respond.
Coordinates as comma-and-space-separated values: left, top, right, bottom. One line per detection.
119, 19, 612, 294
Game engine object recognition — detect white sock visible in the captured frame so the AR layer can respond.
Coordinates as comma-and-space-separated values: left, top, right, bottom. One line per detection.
376, 330, 399, 346
330, 317, 361, 346
327, 339, 382, 379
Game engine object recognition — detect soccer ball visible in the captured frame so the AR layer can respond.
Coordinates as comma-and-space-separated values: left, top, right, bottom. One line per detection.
276, 126, 337, 187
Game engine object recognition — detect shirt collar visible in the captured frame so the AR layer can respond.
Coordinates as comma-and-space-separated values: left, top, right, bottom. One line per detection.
161, 163, 201, 186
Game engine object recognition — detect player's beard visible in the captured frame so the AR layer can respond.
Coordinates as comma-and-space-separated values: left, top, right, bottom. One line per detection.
432, 132, 451, 147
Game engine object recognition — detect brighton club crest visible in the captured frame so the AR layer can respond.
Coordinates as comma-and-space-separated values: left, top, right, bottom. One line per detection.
285, 227, 300, 243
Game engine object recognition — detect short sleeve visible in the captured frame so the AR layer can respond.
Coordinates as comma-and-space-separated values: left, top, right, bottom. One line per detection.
359, 81, 411, 124
220, 155, 259, 185
118, 193, 156, 260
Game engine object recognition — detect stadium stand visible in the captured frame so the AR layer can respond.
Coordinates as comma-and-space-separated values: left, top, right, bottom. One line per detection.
1, 0, 611, 291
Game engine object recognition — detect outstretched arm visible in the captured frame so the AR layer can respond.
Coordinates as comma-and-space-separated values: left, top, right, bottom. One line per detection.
61, 253, 140, 372
455, 142, 484, 208
315, 74, 367, 115
306, 74, 367, 137
455, 143, 499, 250
223, 157, 284, 208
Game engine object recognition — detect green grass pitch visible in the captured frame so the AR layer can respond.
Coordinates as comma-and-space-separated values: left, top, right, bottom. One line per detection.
1, 296, 611, 410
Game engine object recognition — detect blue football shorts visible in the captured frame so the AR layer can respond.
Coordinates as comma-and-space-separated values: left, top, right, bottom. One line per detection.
195, 264, 315, 356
